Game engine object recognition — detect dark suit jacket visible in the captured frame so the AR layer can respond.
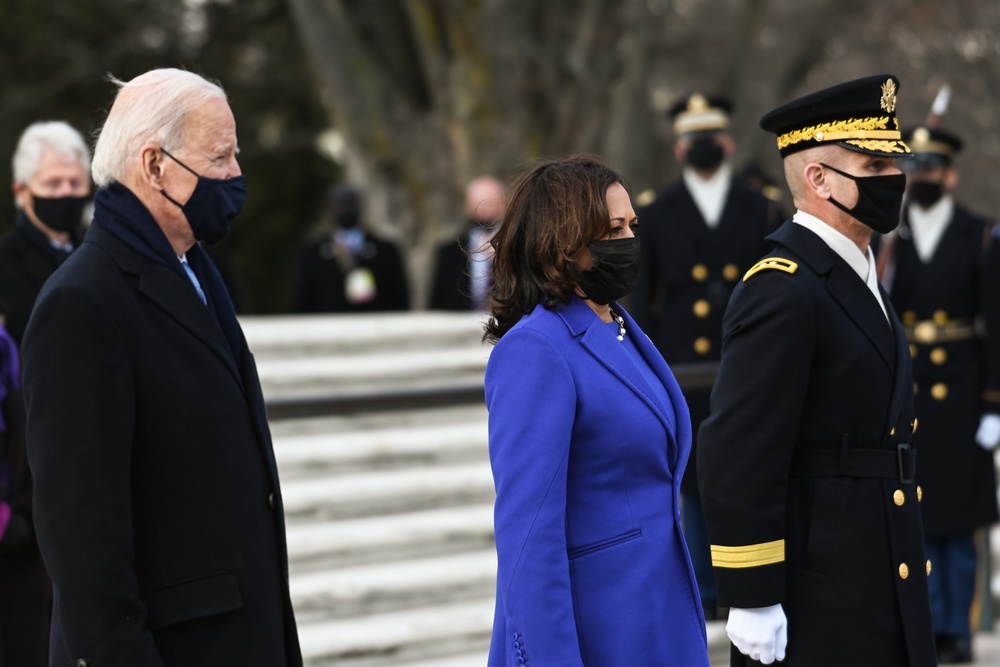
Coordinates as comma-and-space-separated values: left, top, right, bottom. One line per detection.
888, 204, 1000, 536
22, 222, 302, 667
0, 220, 66, 345
699, 221, 935, 667
293, 232, 410, 313
429, 233, 473, 310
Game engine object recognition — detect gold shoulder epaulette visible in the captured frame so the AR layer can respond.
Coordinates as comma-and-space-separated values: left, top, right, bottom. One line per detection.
743, 257, 799, 282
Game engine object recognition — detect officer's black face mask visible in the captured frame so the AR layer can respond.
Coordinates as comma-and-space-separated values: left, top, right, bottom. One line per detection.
821, 163, 906, 234
575, 237, 642, 306
908, 180, 945, 209
685, 140, 725, 171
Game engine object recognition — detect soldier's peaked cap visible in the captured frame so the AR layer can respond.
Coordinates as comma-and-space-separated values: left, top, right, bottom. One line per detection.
670, 93, 732, 135
900, 126, 962, 170
760, 74, 912, 159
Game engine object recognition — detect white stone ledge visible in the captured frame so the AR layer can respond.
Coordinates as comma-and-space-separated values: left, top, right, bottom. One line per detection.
273, 421, 488, 470
241, 312, 488, 355
286, 505, 495, 562
297, 598, 494, 660
290, 549, 496, 610
281, 462, 494, 516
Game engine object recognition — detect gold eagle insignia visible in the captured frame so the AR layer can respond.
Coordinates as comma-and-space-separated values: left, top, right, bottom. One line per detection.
880, 79, 897, 113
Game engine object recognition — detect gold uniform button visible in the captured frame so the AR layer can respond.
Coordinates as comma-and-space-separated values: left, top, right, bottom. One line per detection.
899, 563, 909, 580
914, 322, 937, 343
893, 489, 905, 506
930, 348, 947, 365
914, 382, 919, 395
691, 264, 709, 281
932, 309, 948, 324
909, 344, 917, 359
723, 263, 740, 281
917, 485, 923, 502
890, 427, 896, 436
693, 299, 711, 318
931, 383, 948, 400
902, 311, 917, 326
694, 337, 712, 355
926, 560, 932, 576
911, 418, 918, 434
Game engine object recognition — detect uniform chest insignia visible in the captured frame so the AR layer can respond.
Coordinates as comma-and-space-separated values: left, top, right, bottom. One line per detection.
743, 257, 799, 282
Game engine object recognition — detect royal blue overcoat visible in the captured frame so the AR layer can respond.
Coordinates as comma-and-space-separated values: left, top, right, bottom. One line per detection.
484, 296, 709, 667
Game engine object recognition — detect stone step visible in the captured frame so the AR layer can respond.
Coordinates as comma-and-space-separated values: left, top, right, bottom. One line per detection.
297, 598, 494, 665
286, 504, 495, 568
241, 312, 487, 357
290, 549, 496, 617
273, 419, 488, 474
281, 461, 494, 519
256, 347, 490, 399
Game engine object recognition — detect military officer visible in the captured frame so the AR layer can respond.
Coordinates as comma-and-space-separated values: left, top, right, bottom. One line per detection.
631, 94, 780, 619
699, 74, 936, 666
880, 125, 1000, 663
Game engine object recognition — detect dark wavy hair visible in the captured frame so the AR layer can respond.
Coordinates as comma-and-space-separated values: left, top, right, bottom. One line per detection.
483, 154, 625, 344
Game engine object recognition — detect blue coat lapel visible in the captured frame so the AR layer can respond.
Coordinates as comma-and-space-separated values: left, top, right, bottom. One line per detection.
558, 298, 687, 464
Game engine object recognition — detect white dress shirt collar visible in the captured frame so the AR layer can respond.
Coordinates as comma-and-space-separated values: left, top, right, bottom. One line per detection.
906, 194, 954, 263
682, 163, 731, 229
792, 210, 888, 321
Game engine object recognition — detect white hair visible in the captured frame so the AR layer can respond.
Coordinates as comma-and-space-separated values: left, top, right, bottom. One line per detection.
91, 68, 228, 187
12, 121, 91, 185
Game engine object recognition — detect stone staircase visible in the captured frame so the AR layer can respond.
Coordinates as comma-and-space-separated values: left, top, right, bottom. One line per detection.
245, 313, 497, 667
241, 311, 997, 666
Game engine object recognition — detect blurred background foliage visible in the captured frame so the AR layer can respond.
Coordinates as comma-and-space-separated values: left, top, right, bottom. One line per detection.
2, 0, 999, 312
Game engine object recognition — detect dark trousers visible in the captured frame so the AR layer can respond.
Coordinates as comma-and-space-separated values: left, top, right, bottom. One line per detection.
681, 491, 717, 606
925, 534, 977, 638
0, 541, 51, 666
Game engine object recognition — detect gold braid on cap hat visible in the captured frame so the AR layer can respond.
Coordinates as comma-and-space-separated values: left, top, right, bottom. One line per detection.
776, 116, 906, 152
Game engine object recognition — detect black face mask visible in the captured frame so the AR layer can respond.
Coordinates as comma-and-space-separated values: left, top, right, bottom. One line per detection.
908, 180, 945, 209
159, 148, 248, 244
685, 140, 725, 171
575, 237, 641, 306
821, 163, 906, 234
31, 194, 88, 233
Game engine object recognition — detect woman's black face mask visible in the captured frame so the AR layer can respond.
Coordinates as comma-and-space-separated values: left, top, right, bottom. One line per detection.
575, 237, 641, 305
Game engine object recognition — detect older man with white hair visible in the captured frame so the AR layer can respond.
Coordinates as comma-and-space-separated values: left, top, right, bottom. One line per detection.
20, 69, 302, 667
0, 121, 91, 344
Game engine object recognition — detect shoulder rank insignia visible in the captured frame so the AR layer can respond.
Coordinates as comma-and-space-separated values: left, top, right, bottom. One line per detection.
743, 257, 799, 282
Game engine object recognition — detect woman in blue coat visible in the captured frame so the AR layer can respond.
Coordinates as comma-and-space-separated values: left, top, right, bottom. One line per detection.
483, 155, 709, 666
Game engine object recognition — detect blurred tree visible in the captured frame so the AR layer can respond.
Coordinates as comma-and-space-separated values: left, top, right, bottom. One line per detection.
287, 0, 1000, 308
4, 0, 1000, 310
0, 0, 336, 313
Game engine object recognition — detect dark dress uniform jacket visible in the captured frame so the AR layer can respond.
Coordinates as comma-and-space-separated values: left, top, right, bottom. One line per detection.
888, 205, 1000, 536
631, 177, 778, 495
21, 220, 302, 666
699, 221, 936, 667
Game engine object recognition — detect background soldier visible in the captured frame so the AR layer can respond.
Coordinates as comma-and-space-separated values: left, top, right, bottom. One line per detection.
699, 74, 936, 666
880, 125, 1000, 664
631, 93, 780, 619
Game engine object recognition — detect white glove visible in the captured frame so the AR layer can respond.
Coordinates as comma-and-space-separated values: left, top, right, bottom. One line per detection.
727, 604, 788, 664
976, 413, 1000, 451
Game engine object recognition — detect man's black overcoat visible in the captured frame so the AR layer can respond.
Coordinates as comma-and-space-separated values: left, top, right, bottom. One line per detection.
22, 222, 302, 667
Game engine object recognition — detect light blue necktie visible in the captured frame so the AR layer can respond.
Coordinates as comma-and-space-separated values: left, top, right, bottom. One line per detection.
180, 259, 207, 305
